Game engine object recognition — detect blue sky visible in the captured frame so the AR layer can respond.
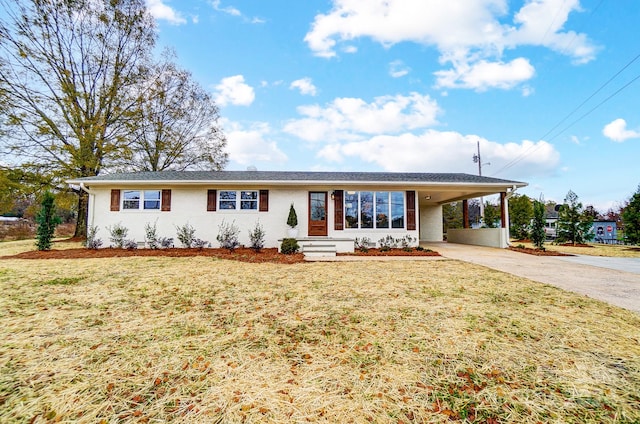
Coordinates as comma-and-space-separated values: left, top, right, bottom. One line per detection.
146, 0, 640, 212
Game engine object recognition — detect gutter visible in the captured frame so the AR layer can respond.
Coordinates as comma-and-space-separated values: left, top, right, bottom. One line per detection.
505, 184, 519, 200
78, 182, 96, 229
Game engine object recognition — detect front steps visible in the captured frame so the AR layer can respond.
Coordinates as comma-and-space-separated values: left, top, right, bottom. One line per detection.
301, 243, 337, 258
278, 237, 354, 258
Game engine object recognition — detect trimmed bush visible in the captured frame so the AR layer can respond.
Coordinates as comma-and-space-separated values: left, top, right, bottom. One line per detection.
280, 238, 300, 254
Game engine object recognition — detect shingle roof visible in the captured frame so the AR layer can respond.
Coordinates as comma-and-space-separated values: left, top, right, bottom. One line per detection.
70, 170, 525, 186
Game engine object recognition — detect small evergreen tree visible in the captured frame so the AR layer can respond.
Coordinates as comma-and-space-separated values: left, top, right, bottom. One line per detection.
622, 185, 640, 245
287, 203, 298, 228
35, 191, 61, 251
556, 190, 594, 245
531, 199, 546, 250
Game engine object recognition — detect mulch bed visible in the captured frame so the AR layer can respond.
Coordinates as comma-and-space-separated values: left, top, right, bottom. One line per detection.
1, 247, 306, 264
339, 248, 440, 257
558, 243, 594, 248
508, 246, 573, 256
1, 246, 441, 263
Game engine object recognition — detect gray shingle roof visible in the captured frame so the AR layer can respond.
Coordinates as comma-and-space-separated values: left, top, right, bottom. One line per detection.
70, 170, 525, 185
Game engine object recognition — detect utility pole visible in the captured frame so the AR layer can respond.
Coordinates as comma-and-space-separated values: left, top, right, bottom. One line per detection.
472, 141, 489, 224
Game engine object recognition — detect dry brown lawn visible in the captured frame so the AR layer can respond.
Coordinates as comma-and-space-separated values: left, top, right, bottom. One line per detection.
1, 242, 639, 423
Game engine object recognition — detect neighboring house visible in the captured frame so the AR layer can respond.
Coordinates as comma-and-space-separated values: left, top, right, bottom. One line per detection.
544, 217, 618, 244
67, 171, 527, 253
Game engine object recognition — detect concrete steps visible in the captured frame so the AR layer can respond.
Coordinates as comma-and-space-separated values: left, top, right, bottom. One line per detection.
300, 243, 337, 258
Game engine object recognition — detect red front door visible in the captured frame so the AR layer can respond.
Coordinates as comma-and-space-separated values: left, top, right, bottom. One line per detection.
308, 192, 328, 236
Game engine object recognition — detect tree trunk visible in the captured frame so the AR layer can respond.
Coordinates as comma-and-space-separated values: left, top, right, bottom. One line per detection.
74, 190, 89, 239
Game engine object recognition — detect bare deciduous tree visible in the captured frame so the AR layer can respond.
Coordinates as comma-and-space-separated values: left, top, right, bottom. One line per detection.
124, 55, 228, 172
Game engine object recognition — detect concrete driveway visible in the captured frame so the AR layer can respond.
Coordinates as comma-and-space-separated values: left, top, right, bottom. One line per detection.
423, 242, 640, 314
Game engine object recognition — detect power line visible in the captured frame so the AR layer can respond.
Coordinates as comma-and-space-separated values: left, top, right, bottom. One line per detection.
490, 52, 640, 177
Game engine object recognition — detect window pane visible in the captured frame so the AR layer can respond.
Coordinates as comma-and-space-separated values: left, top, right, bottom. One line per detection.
240, 191, 258, 210
375, 192, 389, 228
219, 191, 236, 210
391, 191, 405, 228
240, 200, 257, 210
123, 190, 140, 209
219, 191, 236, 200
143, 190, 161, 210
310, 192, 326, 221
360, 191, 373, 228
345, 192, 358, 229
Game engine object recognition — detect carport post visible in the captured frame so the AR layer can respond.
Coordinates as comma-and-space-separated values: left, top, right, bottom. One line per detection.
462, 199, 470, 229
500, 192, 507, 229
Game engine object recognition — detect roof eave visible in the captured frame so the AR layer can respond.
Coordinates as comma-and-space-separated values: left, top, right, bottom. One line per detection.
67, 178, 527, 188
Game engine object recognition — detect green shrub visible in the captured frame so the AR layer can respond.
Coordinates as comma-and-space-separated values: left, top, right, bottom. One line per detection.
175, 223, 196, 248
86, 225, 102, 249
144, 220, 159, 249
35, 191, 61, 251
107, 222, 128, 248
281, 237, 299, 254
216, 219, 239, 251
248, 221, 265, 252
354, 237, 371, 252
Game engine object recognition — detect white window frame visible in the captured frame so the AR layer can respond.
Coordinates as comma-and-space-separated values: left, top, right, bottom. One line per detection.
122, 189, 162, 211
344, 191, 405, 230
218, 190, 259, 211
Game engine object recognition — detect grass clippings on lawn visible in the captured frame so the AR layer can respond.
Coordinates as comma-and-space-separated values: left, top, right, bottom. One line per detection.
1, 254, 639, 423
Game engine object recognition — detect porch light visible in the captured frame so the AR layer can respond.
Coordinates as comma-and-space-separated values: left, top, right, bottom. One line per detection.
330, 191, 335, 200
424, 195, 431, 200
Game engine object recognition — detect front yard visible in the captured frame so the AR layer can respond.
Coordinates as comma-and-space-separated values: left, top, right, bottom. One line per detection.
0, 240, 639, 423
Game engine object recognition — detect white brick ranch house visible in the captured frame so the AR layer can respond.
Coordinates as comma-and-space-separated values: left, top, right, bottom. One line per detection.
67, 171, 527, 253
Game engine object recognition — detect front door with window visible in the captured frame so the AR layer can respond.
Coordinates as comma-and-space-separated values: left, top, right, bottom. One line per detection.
308, 192, 328, 236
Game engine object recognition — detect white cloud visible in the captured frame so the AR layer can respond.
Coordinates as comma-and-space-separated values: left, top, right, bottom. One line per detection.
214, 75, 255, 107
283, 92, 440, 142
290, 78, 318, 96
211, 0, 264, 23
222, 120, 288, 165
317, 131, 560, 179
145, 0, 186, 25
603, 119, 640, 142
506, 0, 596, 64
389, 60, 410, 78
305, 0, 595, 91
434, 57, 534, 91
521, 85, 534, 97
211, 0, 241, 16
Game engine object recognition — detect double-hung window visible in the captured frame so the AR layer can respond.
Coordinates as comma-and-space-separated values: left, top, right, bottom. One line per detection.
218, 190, 258, 210
123, 190, 161, 210
344, 191, 405, 229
